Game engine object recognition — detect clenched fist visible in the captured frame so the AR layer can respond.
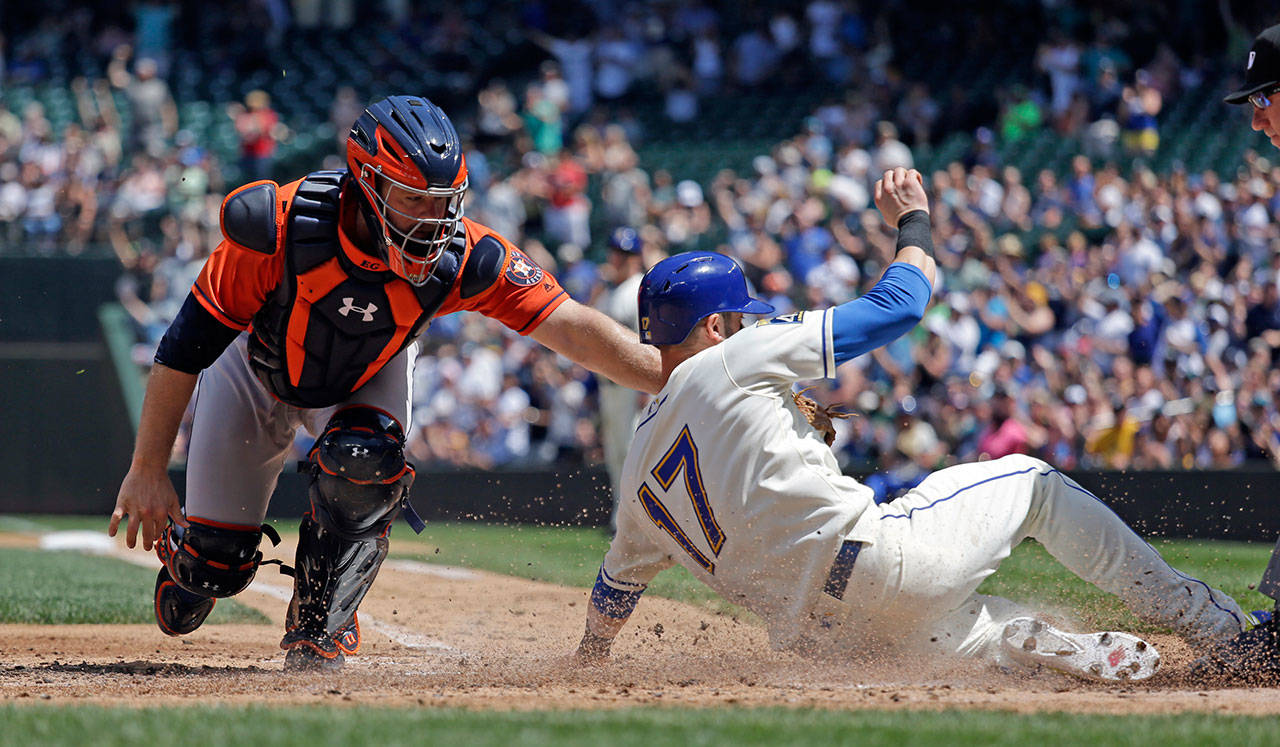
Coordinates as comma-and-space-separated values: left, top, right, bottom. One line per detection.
873, 167, 929, 226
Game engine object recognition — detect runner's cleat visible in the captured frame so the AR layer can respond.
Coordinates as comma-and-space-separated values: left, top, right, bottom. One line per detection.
1001, 617, 1161, 682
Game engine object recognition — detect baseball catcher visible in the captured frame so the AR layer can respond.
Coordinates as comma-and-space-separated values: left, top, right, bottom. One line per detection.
110, 95, 662, 671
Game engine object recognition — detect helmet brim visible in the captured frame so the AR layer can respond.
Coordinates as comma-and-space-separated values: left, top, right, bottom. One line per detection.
737, 298, 776, 316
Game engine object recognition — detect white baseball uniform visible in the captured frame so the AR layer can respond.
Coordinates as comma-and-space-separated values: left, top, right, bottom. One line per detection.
599, 310, 1250, 661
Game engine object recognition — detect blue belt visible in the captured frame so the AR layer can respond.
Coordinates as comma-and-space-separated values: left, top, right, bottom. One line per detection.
823, 540, 863, 600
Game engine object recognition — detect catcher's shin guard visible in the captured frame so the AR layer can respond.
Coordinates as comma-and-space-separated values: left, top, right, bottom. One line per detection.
154, 518, 283, 636
279, 406, 413, 668
280, 513, 389, 663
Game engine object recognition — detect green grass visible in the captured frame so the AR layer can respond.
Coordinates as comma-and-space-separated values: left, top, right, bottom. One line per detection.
0, 545, 269, 626
1, 705, 1279, 746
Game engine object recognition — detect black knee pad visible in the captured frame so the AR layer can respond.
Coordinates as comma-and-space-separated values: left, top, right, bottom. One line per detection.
156, 518, 282, 598
309, 405, 416, 540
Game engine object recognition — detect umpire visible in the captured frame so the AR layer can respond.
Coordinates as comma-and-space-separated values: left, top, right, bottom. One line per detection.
1196, 22, 1280, 681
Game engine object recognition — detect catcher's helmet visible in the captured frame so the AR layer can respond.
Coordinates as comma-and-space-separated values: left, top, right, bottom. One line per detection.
347, 95, 467, 285
637, 251, 773, 344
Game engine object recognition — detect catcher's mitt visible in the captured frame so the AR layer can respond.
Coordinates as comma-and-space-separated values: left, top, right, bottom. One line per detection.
792, 387, 851, 446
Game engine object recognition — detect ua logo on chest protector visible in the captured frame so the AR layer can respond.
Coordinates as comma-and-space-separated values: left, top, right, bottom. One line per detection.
338, 297, 378, 322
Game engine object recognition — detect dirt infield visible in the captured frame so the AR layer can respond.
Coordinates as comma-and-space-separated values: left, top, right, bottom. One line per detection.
1, 540, 1277, 714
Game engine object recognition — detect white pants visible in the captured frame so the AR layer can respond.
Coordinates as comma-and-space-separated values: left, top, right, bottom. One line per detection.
819, 455, 1248, 662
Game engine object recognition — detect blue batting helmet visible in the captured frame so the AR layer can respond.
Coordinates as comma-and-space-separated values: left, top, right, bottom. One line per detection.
637, 252, 774, 344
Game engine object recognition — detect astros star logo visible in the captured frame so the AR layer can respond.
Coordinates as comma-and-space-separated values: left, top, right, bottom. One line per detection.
504, 249, 544, 286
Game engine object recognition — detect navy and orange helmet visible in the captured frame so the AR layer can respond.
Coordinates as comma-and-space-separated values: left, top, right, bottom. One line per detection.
347, 95, 468, 285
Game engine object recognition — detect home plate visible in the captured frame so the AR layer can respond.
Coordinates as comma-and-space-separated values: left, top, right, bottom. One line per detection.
39, 530, 118, 555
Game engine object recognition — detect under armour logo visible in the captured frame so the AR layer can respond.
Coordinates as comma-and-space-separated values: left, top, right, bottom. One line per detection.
350, 446, 370, 458
338, 297, 378, 322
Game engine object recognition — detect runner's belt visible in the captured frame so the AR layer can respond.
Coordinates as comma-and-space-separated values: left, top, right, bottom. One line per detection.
823, 540, 863, 601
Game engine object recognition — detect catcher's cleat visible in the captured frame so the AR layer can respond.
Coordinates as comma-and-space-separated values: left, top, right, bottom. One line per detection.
1188, 610, 1280, 683
283, 643, 346, 672
280, 615, 359, 671
1001, 617, 1161, 682
154, 566, 216, 637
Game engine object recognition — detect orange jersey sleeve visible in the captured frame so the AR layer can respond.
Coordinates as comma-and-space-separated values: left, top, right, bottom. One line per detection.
439, 221, 568, 335
192, 237, 284, 330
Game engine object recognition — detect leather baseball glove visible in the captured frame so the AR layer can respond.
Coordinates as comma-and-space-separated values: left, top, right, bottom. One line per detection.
792, 387, 851, 446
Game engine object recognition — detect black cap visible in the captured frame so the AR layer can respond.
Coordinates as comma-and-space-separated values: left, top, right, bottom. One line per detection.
1225, 24, 1280, 104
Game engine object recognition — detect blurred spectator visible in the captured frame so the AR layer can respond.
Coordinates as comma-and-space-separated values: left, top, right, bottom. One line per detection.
998, 85, 1043, 143
896, 84, 939, 147
1037, 29, 1082, 122
1119, 70, 1162, 158
109, 50, 177, 157
539, 61, 570, 116
329, 86, 364, 150
690, 28, 724, 95
664, 69, 699, 124
529, 29, 594, 116
228, 90, 286, 182
475, 80, 523, 148
1087, 61, 1125, 120
732, 26, 780, 88
594, 27, 642, 101
593, 227, 648, 508
522, 83, 563, 156
871, 121, 912, 173
543, 150, 590, 248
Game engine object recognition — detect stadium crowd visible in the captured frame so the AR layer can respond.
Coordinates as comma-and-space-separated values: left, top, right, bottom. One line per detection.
3, 1, 1280, 493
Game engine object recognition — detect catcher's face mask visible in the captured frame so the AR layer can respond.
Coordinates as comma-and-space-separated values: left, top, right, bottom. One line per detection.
359, 167, 466, 285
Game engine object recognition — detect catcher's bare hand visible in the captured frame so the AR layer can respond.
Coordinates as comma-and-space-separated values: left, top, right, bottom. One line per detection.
109, 466, 187, 551
873, 167, 929, 226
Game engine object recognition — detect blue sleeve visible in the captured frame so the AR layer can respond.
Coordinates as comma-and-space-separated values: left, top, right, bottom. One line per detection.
590, 567, 646, 620
832, 263, 932, 365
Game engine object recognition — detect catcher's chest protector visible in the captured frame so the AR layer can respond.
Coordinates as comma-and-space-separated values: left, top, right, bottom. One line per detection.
248, 170, 464, 408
